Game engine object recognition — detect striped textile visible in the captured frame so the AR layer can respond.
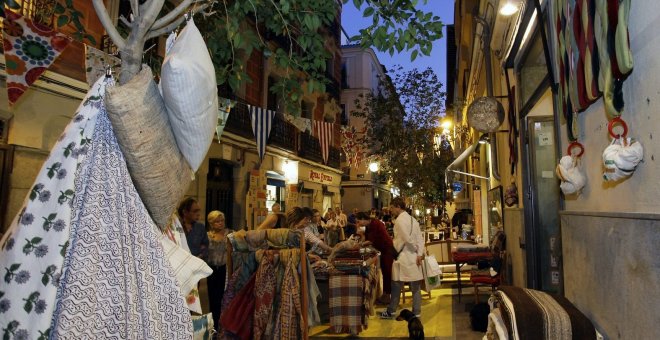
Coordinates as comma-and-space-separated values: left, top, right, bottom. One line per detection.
329, 273, 365, 334
314, 120, 333, 164
249, 105, 275, 160
495, 286, 596, 340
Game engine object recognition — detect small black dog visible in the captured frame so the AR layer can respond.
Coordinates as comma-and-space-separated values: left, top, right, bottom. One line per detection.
396, 309, 424, 340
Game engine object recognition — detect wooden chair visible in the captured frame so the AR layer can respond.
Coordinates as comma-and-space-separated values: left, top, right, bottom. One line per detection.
470, 250, 506, 304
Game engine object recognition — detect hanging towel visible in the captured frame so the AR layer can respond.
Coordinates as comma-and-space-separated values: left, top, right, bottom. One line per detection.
602, 138, 643, 181
556, 155, 586, 195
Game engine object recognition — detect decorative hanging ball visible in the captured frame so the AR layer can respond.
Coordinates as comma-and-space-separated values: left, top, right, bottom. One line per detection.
467, 96, 505, 133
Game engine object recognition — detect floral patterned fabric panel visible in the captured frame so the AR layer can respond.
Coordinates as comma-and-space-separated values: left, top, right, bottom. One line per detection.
84, 45, 121, 88
49, 94, 192, 338
2, 11, 71, 106
0, 76, 107, 339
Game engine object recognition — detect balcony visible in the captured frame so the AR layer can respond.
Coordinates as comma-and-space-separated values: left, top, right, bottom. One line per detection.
224, 101, 254, 140
328, 147, 340, 169
298, 132, 323, 163
269, 114, 298, 152
223, 99, 339, 168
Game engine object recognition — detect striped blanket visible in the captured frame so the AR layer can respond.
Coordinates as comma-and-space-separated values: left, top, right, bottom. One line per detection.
495, 286, 596, 340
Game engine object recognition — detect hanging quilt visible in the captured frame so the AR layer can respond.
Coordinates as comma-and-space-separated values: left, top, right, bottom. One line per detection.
0, 76, 105, 339
216, 97, 235, 143
314, 120, 333, 165
84, 45, 121, 87
2, 11, 71, 107
248, 105, 275, 161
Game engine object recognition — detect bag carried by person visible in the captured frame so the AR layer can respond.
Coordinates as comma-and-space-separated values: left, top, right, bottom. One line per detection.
421, 254, 442, 292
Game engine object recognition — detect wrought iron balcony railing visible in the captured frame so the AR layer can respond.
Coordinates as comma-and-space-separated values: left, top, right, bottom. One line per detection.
270, 114, 298, 152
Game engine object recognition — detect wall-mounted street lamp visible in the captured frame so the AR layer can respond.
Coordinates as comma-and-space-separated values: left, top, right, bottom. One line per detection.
499, 1, 519, 16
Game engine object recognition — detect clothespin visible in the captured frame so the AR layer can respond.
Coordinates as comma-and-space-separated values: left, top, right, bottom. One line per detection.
105, 64, 113, 79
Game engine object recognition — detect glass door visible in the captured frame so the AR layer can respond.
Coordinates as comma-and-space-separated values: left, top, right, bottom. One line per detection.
523, 117, 563, 293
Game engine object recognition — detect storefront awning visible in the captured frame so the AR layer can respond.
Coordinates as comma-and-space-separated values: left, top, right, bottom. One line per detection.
446, 141, 490, 187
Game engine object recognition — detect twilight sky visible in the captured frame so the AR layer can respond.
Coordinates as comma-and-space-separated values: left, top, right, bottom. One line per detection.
341, 1, 455, 89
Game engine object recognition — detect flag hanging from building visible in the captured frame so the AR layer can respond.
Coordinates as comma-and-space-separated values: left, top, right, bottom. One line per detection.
84, 45, 121, 87
314, 120, 333, 164
2, 11, 71, 107
249, 104, 275, 161
216, 97, 235, 143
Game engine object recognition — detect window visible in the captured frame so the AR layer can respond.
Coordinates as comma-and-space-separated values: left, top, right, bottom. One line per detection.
518, 29, 548, 108
301, 101, 313, 119
340, 104, 349, 125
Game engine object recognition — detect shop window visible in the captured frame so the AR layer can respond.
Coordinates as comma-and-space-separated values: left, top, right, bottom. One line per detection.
266, 177, 287, 212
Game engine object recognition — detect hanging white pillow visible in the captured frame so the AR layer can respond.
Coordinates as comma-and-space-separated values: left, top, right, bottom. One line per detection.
161, 18, 218, 172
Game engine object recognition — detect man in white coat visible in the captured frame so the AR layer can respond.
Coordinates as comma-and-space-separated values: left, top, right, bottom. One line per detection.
380, 197, 425, 318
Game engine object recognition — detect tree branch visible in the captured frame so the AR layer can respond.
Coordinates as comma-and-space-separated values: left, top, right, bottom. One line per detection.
140, 0, 166, 32
146, 3, 209, 40
92, 0, 126, 50
130, 0, 139, 17
119, 15, 133, 29
152, 0, 194, 31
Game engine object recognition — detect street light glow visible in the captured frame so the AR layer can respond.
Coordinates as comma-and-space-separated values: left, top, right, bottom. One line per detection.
499, 2, 519, 16
368, 162, 379, 172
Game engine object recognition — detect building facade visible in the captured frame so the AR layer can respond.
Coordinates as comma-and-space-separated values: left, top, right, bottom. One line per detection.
339, 44, 392, 212
451, 0, 660, 338
0, 1, 344, 232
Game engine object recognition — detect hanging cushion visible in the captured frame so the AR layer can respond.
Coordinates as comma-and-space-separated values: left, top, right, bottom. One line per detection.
160, 18, 218, 172
105, 65, 193, 229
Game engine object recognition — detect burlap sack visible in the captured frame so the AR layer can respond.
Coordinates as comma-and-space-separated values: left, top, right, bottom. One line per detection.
105, 65, 192, 229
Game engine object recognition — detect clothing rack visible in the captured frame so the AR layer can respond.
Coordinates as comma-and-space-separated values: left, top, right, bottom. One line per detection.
226, 230, 309, 339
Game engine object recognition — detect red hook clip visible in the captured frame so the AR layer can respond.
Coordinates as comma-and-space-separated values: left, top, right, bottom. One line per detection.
608, 117, 628, 139
567, 141, 585, 157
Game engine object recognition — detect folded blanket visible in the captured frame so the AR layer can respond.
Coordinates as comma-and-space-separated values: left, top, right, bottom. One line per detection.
496, 286, 596, 340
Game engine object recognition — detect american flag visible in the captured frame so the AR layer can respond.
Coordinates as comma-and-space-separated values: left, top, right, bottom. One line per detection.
249, 105, 275, 161
314, 120, 333, 164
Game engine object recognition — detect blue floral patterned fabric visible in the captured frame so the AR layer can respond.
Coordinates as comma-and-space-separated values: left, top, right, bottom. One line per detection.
0, 75, 192, 339
0, 76, 106, 339
49, 83, 191, 338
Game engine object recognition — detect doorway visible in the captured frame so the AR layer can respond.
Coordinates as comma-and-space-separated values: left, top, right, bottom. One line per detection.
522, 116, 563, 293
206, 159, 234, 230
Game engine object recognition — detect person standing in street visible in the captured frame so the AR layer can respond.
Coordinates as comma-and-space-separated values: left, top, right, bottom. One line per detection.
178, 197, 209, 260
380, 197, 425, 318
356, 211, 394, 304
206, 210, 229, 332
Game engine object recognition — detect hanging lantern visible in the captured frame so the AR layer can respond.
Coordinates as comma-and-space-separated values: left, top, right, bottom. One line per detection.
467, 97, 504, 132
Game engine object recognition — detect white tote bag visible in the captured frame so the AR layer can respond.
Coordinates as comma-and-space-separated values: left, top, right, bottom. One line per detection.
422, 254, 443, 292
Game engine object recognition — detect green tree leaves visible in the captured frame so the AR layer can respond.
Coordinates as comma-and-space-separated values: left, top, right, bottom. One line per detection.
343, 0, 444, 62
351, 66, 452, 203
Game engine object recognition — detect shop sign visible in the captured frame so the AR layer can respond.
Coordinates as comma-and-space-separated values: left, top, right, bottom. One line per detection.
309, 169, 333, 184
